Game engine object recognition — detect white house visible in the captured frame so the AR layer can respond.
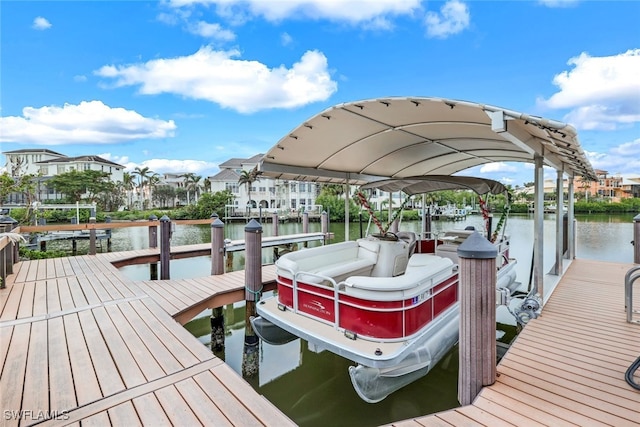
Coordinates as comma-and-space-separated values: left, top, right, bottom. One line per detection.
208, 154, 321, 215
2, 149, 125, 204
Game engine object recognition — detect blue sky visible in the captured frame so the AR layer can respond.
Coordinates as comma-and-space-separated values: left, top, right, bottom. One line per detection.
1, 0, 639, 187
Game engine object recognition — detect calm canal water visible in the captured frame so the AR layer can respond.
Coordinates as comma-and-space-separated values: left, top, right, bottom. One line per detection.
60, 213, 635, 426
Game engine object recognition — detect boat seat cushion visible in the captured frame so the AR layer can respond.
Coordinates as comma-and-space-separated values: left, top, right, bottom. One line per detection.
276, 240, 380, 284
343, 255, 454, 299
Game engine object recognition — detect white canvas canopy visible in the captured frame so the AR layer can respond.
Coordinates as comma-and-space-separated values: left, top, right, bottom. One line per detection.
359, 175, 508, 196
258, 96, 596, 183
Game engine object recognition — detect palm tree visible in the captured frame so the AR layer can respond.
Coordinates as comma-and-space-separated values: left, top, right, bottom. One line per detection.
131, 166, 153, 209
180, 173, 202, 205
238, 168, 259, 215
122, 172, 135, 209
202, 178, 211, 194
147, 173, 161, 209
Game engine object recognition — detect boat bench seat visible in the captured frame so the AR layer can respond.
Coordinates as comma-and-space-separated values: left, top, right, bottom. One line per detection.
343, 254, 454, 300
276, 240, 380, 285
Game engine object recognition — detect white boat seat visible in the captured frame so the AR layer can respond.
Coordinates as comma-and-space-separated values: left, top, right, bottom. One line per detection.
276, 239, 380, 284
342, 254, 454, 300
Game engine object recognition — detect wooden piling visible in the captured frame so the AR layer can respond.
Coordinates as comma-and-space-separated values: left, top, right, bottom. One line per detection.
321, 211, 328, 243
211, 218, 225, 275
160, 215, 171, 280
148, 214, 158, 248
272, 213, 279, 236
243, 219, 262, 378
210, 307, 225, 351
634, 214, 640, 264
89, 216, 96, 255
303, 212, 309, 247
457, 231, 498, 406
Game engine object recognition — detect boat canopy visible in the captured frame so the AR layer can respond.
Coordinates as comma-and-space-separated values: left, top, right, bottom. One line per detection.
258, 97, 596, 184
359, 175, 508, 196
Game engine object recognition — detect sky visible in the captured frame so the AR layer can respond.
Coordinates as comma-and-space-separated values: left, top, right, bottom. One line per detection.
1, 0, 639, 187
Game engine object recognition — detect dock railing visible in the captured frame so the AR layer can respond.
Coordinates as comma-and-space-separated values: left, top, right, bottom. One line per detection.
625, 265, 640, 324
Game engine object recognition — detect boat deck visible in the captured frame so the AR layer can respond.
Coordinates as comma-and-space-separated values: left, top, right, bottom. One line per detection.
391, 259, 640, 426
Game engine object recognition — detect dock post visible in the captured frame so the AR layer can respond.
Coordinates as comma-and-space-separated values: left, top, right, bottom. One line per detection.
634, 214, 640, 264
211, 216, 225, 275
40, 240, 46, 252
243, 218, 262, 378
89, 216, 96, 255
0, 225, 6, 288
209, 212, 226, 350
303, 212, 309, 247
72, 239, 77, 255
148, 215, 158, 248
321, 211, 328, 243
105, 216, 112, 251
271, 212, 278, 236
457, 232, 498, 406
160, 215, 171, 280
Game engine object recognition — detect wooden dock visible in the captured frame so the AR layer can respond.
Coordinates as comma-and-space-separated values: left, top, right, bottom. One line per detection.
1, 243, 638, 426
0, 249, 293, 426
391, 259, 640, 427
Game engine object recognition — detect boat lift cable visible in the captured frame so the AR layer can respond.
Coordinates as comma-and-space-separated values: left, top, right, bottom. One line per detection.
625, 355, 640, 391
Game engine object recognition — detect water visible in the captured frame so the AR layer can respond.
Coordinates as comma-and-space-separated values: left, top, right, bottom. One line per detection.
109, 214, 635, 426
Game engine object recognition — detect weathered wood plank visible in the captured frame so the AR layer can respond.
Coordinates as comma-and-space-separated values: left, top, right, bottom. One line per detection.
64, 313, 103, 405
48, 317, 78, 413
132, 393, 172, 426
153, 385, 204, 426
21, 321, 49, 422
174, 378, 235, 426
0, 324, 30, 427
77, 309, 126, 397
107, 401, 142, 426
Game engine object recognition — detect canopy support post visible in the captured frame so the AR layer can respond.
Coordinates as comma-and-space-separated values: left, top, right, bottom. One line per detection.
567, 175, 575, 260
533, 155, 545, 302
554, 167, 564, 275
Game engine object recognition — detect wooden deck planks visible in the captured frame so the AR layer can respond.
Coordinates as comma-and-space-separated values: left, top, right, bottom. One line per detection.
408, 258, 640, 427
7, 244, 637, 427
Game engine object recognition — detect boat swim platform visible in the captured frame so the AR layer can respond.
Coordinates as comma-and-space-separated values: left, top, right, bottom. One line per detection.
1, 251, 638, 426
388, 259, 640, 427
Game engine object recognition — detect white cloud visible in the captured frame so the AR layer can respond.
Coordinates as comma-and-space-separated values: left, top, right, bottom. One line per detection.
74, 75, 87, 82
479, 162, 518, 173
168, 0, 421, 27
424, 0, 470, 39
124, 158, 218, 176
281, 32, 293, 46
586, 139, 640, 176
537, 0, 580, 8
32, 16, 52, 30
0, 101, 176, 145
95, 46, 338, 113
99, 153, 130, 166
188, 21, 236, 41
539, 49, 640, 130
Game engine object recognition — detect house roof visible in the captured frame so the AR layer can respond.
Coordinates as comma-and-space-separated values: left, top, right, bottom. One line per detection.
2, 148, 66, 156
258, 97, 597, 185
219, 154, 264, 169
37, 155, 124, 168
209, 168, 240, 181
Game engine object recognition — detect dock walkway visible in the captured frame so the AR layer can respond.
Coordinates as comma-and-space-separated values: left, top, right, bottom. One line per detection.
394, 259, 640, 426
0, 248, 292, 426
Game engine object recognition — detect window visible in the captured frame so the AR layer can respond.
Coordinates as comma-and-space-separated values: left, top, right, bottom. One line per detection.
290, 183, 297, 192
57, 165, 66, 174
291, 199, 297, 209
225, 182, 239, 193
39, 166, 49, 175
259, 187, 266, 192
84, 163, 91, 171
299, 183, 306, 192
